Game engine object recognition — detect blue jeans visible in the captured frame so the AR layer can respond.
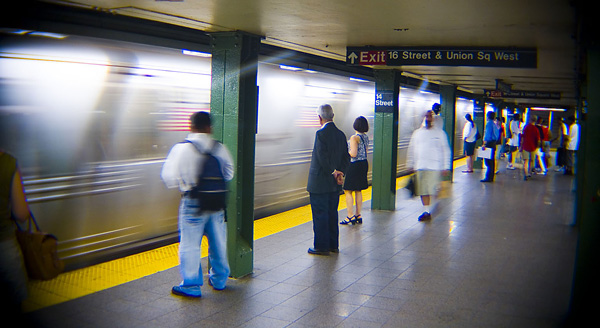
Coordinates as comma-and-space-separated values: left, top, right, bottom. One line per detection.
177, 196, 229, 292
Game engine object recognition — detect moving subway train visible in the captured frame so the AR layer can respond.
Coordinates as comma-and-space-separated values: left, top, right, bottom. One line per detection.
0, 30, 473, 269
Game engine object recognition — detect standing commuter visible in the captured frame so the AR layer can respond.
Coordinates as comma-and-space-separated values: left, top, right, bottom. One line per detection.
481, 111, 499, 182
341, 116, 369, 225
307, 104, 350, 255
161, 111, 234, 297
555, 117, 569, 172
538, 118, 552, 174
520, 115, 541, 181
0, 151, 30, 316
534, 117, 548, 174
565, 116, 580, 175
461, 113, 477, 173
407, 109, 451, 221
507, 113, 522, 170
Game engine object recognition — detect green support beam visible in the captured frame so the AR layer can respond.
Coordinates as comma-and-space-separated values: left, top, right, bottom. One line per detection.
569, 47, 600, 325
371, 70, 400, 211
440, 85, 457, 180
209, 31, 261, 278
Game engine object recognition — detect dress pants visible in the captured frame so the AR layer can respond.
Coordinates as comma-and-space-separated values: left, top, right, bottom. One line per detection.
309, 192, 340, 251
484, 142, 496, 181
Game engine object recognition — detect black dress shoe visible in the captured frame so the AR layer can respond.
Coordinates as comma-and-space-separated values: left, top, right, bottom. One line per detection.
330, 248, 339, 253
308, 248, 329, 255
480, 179, 493, 183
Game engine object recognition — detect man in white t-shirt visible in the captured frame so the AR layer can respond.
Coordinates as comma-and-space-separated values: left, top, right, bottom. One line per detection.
565, 116, 579, 175
407, 109, 451, 221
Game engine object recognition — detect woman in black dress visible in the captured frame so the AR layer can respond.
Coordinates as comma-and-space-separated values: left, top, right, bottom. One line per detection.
341, 116, 369, 225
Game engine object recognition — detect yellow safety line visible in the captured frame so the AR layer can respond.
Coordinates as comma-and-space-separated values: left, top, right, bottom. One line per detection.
23, 157, 466, 312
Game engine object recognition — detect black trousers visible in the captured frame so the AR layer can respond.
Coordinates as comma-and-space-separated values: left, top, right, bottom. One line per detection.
484, 142, 496, 181
309, 192, 340, 251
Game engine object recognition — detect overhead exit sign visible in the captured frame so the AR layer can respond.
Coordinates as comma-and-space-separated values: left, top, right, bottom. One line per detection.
346, 47, 537, 68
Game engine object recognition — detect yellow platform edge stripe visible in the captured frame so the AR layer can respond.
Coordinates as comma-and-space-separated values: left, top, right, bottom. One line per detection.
23, 157, 467, 312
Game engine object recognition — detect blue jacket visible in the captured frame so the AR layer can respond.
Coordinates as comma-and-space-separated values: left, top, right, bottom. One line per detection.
483, 120, 500, 143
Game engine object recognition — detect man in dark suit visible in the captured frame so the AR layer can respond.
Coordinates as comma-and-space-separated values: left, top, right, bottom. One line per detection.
307, 104, 350, 255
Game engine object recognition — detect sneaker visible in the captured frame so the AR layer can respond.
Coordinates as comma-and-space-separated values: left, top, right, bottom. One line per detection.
418, 212, 431, 221
172, 285, 202, 298
208, 278, 226, 291
507, 165, 515, 170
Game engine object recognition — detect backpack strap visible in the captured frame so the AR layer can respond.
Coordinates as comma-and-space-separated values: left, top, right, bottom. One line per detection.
182, 139, 219, 156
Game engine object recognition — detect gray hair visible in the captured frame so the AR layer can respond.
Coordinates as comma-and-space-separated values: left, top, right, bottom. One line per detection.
317, 104, 334, 121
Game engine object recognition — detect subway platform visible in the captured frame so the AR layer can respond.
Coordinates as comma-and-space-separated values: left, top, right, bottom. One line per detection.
23, 159, 578, 327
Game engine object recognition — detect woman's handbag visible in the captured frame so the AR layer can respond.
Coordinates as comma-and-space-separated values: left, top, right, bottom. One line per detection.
15, 213, 64, 280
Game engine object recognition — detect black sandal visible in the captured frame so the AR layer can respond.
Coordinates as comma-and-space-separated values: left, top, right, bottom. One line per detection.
340, 216, 355, 225
354, 215, 363, 224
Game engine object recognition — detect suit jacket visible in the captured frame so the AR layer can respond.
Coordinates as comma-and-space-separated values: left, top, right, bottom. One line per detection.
307, 122, 350, 193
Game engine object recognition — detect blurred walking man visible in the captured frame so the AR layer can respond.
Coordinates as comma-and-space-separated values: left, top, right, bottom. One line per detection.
407, 109, 451, 221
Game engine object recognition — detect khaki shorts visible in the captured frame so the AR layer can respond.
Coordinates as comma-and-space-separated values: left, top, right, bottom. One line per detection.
521, 150, 534, 161
415, 170, 441, 196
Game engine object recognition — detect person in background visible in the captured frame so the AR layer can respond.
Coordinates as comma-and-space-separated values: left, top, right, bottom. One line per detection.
341, 116, 369, 225
481, 111, 499, 183
461, 113, 477, 173
538, 118, 552, 174
507, 113, 522, 170
497, 116, 506, 159
307, 104, 350, 255
407, 109, 451, 221
161, 112, 234, 297
565, 116, 579, 175
555, 117, 569, 172
520, 115, 541, 181
1, 151, 30, 315
534, 117, 548, 175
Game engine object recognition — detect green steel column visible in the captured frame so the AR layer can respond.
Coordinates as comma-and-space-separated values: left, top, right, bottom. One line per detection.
569, 47, 600, 325
440, 85, 457, 180
371, 69, 400, 211
472, 98, 485, 169
209, 31, 260, 278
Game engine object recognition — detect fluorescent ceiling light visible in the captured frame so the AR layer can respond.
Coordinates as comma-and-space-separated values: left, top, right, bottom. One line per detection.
28, 31, 68, 39
182, 49, 211, 57
531, 107, 566, 111
279, 64, 303, 71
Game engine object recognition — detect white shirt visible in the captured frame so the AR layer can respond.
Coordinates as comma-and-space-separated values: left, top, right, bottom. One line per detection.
508, 120, 522, 147
462, 122, 477, 142
407, 126, 451, 171
161, 133, 234, 192
568, 123, 579, 151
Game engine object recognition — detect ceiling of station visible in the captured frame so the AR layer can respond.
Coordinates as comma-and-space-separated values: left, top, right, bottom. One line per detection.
47, 0, 580, 109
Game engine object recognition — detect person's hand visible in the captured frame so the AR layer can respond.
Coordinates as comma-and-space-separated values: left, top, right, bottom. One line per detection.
333, 170, 344, 185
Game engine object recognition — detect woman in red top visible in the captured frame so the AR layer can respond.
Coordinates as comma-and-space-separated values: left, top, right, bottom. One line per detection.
520, 116, 541, 181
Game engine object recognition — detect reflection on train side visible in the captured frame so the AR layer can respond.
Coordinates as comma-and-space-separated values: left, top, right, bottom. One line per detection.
0, 30, 472, 269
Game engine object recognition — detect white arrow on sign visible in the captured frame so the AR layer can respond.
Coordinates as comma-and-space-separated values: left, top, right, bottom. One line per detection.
348, 52, 358, 64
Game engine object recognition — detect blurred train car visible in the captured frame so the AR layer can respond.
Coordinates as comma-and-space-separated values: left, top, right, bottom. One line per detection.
0, 30, 472, 269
